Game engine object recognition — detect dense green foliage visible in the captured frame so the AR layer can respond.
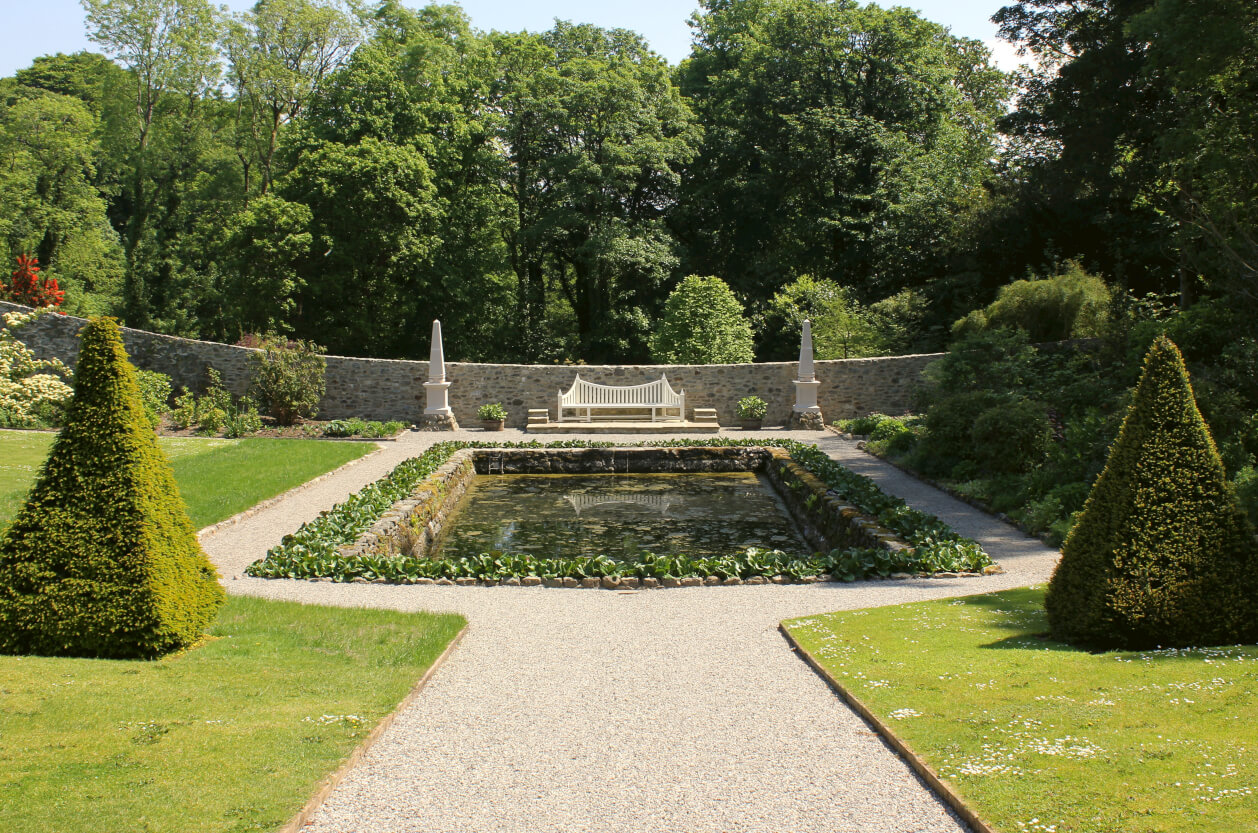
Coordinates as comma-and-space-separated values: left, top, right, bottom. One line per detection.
650, 275, 754, 364
321, 417, 405, 438
952, 263, 1111, 342
246, 438, 990, 582
134, 368, 171, 429
247, 335, 326, 424
1, 0, 1254, 419
1045, 337, 1258, 649
0, 318, 223, 658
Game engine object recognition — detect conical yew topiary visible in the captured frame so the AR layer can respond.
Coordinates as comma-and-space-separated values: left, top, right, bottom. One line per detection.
0, 317, 224, 658
1045, 336, 1258, 649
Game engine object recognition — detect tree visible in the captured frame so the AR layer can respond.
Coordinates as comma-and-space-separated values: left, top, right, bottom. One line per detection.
0, 317, 223, 657
494, 22, 700, 362
651, 275, 754, 364
1045, 336, 1258, 648
0, 91, 124, 313
276, 137, 440, 355
679, 0, 1009, 305
220, 194, 312, 336
224, 0, 361, 196
82, 0, 223, 325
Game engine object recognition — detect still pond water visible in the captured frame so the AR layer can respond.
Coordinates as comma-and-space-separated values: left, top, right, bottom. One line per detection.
436, 472, 807, 560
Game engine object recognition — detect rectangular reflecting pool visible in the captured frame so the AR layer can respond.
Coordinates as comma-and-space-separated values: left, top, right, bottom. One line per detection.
435, 472, 808, 560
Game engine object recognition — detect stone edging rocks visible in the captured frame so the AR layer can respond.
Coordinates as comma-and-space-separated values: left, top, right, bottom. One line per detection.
330, 445, 995, 588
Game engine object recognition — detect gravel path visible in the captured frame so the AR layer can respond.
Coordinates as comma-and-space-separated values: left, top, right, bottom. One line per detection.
203, 428, 1060, 833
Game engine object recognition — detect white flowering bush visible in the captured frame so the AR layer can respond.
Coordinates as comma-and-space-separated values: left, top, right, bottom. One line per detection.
0, 307, 73, 427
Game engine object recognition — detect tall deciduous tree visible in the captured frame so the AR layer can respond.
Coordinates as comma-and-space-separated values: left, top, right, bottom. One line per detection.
82, 0, 222, 325
679, 0, 1008, 306
494, 22, 700, 362
224, 0, 361, 197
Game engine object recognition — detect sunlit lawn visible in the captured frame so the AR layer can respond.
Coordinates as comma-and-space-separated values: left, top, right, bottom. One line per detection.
0, 596, 465, 833
784, 587, 1258, 833
0, 429, 372, 531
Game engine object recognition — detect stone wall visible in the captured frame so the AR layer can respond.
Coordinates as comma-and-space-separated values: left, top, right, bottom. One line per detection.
2, 301, 941, 426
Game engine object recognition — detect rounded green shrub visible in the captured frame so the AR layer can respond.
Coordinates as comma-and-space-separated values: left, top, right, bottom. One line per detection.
248, 335, 326, 425
970, 398, 1053, 474
951, 263, 1111, 342
917, 391, 1003, 475
651, 275, 755, 364
1045, 336, 1258, 649
0, 317, 224, 658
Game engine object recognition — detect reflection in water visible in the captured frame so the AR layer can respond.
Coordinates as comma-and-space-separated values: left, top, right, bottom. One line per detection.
436, 472, 807, 560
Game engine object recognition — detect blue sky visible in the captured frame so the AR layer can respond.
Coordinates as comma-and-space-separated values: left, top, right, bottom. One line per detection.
0, 0, 1022, 79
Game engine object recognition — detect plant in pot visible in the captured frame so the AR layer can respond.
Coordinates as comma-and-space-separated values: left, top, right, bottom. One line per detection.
737, 395, 767, 430
478, 402, 507, 431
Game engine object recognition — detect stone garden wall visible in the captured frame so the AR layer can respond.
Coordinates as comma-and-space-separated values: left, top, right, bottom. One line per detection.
2, 301, 941, 426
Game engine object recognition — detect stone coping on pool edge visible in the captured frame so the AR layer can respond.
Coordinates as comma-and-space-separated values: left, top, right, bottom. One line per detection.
335, 446, 932, 583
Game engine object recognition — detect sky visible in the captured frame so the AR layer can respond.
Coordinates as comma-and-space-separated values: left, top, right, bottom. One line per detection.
0, 0, 1023, 80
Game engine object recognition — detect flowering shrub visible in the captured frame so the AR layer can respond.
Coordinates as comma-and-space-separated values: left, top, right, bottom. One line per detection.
1, 255, 64, 308
0, 307, 72, 427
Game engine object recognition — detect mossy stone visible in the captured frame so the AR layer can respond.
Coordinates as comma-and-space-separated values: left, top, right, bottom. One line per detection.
0, 317, 224, 658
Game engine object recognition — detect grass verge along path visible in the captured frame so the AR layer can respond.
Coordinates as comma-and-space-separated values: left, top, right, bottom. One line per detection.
0, 430, 373, 531
0, 596, 465, 833
783, 587, 1258, 833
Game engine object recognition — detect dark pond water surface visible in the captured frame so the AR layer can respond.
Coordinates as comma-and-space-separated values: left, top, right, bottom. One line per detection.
436, 473, 807, 560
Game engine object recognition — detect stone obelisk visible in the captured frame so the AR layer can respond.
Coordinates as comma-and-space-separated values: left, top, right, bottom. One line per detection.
791, 319, 825, 430
420, 319, 458, 430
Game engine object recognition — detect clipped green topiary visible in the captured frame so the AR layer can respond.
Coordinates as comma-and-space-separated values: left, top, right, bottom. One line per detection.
1045, 336, 1258, 649
0, 317, 224, 658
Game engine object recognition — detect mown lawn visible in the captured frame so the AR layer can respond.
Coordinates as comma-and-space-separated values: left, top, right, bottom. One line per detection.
0, 596, 464, 833
0, 430, 372, 530
784, 587, 1258, 833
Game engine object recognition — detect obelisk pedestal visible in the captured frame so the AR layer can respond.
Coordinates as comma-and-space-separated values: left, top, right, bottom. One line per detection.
790, 319, 825, 430
419, 319, 459, 431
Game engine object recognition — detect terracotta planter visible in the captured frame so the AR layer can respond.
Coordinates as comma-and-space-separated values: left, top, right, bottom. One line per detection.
481, 419, 505, 431
739, 419, 763, 430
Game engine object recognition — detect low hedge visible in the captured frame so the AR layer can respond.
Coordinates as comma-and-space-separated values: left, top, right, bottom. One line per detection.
246, 439, 991, 583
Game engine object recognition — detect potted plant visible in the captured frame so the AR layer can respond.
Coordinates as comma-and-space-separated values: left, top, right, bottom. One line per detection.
478, 402, 507, 431
737, 395, 767, 430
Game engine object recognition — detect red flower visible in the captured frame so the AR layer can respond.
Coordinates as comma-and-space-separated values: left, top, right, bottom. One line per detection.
3, 254, 64, 308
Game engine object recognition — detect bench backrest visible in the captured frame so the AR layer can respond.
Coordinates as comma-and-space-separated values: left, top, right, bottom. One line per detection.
559, 374, 683, 406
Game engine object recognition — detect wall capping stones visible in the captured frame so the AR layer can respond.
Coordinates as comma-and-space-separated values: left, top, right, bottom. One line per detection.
2, 301, 941, 426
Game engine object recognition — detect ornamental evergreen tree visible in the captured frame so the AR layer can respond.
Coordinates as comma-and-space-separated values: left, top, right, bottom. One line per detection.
1045, 336, 1258, 649
0, 317, 223, 658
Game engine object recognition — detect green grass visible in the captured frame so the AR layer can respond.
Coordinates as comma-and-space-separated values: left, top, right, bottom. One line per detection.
784, 587, 1258, 833
0, 596, 465, 833
0, 430, 372, 530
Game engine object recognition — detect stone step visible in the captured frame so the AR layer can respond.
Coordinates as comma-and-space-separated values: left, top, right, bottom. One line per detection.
527, 409, 550, 425
691, 407, 719, 424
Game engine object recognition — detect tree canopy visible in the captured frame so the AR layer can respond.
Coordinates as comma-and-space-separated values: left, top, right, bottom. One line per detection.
0, 0, 1251, 367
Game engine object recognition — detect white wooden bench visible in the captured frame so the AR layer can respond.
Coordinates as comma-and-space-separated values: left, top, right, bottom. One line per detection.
557, 373, 685, 422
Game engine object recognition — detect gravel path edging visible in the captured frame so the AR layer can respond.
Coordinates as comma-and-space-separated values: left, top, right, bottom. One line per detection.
780, 623, 999, 833
196, 442, 389, 543
277, 623, 468, 833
